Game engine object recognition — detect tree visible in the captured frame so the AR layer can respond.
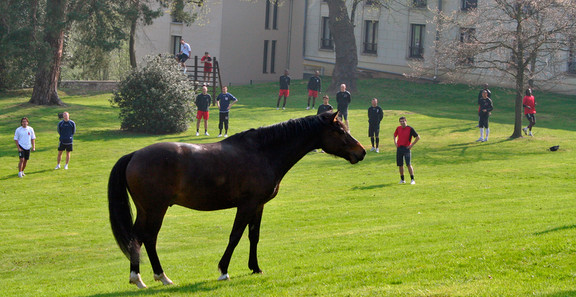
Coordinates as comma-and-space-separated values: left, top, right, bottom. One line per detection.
325, 0, 359, 92
416, 0, 576, 138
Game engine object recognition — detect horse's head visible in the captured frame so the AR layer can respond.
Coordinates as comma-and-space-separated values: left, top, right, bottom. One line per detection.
319, 112, 366, 164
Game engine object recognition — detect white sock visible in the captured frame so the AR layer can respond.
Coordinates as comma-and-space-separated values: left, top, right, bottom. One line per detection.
485, 128, 490, 139
479, 128, 484, 138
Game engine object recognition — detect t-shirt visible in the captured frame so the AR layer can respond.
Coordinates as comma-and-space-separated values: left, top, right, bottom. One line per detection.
217, 92, 238, 113
14, 126, 36, 150
307, 76, 321, 91
336, 91, 352, 111
523, 95, 536, 114
195, 93, 212, 112
279, 75, 291, 90
317, 104, 333, 114
201, 55, 212, 67
57, 120, 76, 144
478, 97, 494, 114
181, 42, 191, 57
394, 126, 418, 147
368, 106, 383, 124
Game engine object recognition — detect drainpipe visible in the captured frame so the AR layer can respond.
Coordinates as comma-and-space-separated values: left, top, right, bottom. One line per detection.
286, 0, 293, 68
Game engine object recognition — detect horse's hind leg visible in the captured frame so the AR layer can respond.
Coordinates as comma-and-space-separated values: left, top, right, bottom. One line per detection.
128, 238, 147, 288
248, 207, 264, 274
132, 210, 174, 287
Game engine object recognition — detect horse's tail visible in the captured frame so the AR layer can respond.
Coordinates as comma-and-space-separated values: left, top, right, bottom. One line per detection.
108, 152, 136, 259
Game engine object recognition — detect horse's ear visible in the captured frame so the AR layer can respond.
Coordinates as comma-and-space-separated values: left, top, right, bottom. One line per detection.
331, 111, 339, 123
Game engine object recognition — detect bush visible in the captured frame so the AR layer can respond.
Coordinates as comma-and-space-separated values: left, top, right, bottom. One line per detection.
110, 55, 194, 134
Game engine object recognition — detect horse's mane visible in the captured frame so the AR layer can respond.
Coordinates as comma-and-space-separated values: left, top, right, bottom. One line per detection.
225, 113, 330, 147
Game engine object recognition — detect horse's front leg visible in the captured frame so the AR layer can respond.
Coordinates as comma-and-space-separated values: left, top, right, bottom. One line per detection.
218, 205, 254, 280
248, 207, 264, 274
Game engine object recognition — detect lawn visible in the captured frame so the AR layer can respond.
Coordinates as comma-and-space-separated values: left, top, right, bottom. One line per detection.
0, 78, 575, 297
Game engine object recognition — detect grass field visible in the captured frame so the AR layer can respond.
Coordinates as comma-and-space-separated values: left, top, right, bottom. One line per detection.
1, 78, 575, 297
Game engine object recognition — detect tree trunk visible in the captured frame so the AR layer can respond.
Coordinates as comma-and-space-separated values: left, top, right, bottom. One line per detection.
326, 0, 358, 93
129, 15, 138, 69
29, 0, 66, 105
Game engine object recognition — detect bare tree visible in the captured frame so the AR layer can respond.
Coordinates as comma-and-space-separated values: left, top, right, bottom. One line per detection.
326, 0, 359, 92
414, 0, 576, 138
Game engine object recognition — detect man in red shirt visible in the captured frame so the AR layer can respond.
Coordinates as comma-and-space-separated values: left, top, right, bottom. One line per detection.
393, 116, 420, 184
522, 88, 536, 136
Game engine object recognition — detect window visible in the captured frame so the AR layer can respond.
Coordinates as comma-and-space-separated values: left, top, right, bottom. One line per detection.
172, 36, 182, 56
458, 27, 476, 64
263, 40, 269, 73
569, 39, 576, 74
409, 24, 425, 59
413, 0, 427, 8
363, 20, 378, 54
461, 0, 477, 11
271, 40, 276, 74
321, 17, 334, 50
265, 0, 278, 30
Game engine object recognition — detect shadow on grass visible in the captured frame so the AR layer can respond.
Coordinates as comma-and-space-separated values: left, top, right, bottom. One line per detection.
533, 224, 576, 236
0, 168, 53, 181
352, 183, 390, 190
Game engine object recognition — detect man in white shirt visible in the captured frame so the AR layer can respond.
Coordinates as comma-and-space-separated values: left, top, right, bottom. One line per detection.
177, 39, 192, 73
14, 117, 36, 178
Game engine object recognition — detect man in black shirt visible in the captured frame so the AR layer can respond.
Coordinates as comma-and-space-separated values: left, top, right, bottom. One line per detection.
195, 86, 212, 136
277, 69, 291, 110
306, 70, 321, 110
368, 98, 384, 153
336, 84, 351, 131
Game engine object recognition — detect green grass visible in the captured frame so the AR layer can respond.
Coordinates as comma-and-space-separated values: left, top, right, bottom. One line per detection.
1, 78, 575, 297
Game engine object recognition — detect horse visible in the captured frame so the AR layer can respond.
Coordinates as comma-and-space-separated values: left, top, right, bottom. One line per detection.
108, 111, 366, 288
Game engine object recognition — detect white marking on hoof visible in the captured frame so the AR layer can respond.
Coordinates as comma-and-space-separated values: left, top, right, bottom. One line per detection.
154, 272, 174, 285
218, 273, 230, 281
129, 271, 147, 289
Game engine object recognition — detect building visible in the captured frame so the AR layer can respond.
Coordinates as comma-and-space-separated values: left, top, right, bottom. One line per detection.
135, 0, 304, 86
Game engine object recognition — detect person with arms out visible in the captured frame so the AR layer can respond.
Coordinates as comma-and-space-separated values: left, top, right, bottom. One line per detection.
176, 39, 191, 74
522, 88, 536, 136
477, 90, 494, 142
317, 95, 333, 114
277, 69, 291, 110
336, 83, 352, 132
216, 86, 238, 137
14, 117, 36, 178
368, 98, 384, 153
55, 112, 76, 170
195, 86, 212, 136
201, 52, 213, 83
394, 116, 420, 185
306, 70, 321, 110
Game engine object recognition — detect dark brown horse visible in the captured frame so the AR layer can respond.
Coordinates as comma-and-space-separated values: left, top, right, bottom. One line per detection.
108, 111, 365, 288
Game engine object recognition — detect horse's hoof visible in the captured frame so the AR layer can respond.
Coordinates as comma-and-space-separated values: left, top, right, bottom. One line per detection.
218, 273, 230, 281
252, 270, 263, 275
154, 272, 174, 285
129, 272, 147, 289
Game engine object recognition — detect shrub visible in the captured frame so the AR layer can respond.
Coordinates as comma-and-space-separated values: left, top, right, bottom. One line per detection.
110, 55, 194, 134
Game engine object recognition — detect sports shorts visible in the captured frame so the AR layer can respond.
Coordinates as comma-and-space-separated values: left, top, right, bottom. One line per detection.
396, 146, 412, 167
279, 89, 290, 97
58, 143, 73, 152
196, 110, 209, 120
308, 90, 319, 98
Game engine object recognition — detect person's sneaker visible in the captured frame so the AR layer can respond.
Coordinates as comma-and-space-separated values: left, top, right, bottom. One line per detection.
370, 147, 375, 152
18, 172, 23, 178
529, 132, 533, 137
522, 127, 528, 135
375, 148, 379, 153
224, 134, 228, 138
306, 106, 310, 110
410, 179, 416, 185
22, 172, 26, 176
399, 180, 406, 184
205, 132, 210, 136
276, 107, 279, 110
218, 134, 222, 137
55, 164, 60, 170
476, 137, 484, 142
64, 164, 68, 170
196, 132, 200, 136
282, 107, 285, 110
483, 138, 488, 142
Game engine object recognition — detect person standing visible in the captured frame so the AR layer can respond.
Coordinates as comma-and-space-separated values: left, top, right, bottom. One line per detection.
394, 116, 420, 185
306, 70, 322, 110
336, 83, 352, 131
195, 85, 212, 136
177, 39, 191, 74
277, 69, 291, 110
477, 83, 491, 127
522, 88, 536, 137
368, 98, 384, 153
317, 95, 333, 114
216, 86, 238, 137
201, 52, 213, 82
477, 90, 494, 142
55, 112, 76, 170
14, 117, 36, 178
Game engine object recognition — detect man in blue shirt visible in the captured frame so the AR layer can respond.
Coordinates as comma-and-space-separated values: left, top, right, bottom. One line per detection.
177, 39, 191, 74
55, 112, 76, 170
216, 86, 238, 137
